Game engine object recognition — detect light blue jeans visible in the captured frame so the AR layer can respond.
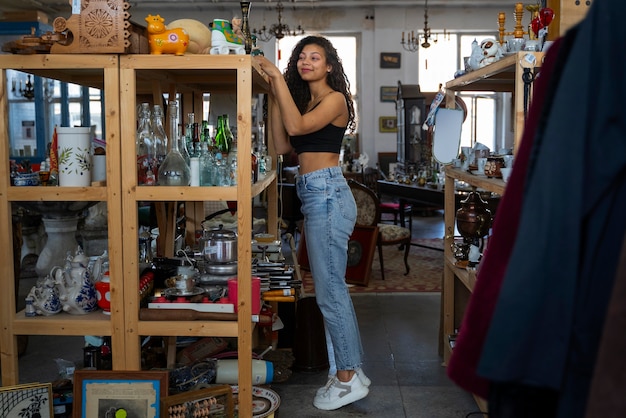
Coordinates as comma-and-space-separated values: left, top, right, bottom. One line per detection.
295, 166, 364, 371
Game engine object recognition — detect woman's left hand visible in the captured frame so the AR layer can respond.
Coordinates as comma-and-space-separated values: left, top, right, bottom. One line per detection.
254, 55, 281, 79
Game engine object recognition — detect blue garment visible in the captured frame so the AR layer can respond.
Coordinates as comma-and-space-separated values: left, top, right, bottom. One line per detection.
478, 0, 626, 416
295, 166, 364, 370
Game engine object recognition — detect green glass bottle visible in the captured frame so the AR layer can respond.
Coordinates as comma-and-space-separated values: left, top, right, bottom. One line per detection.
222, 114, 234, 153
215, 115, 227, 153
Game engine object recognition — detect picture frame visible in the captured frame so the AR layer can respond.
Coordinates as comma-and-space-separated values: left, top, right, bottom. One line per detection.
345, 225, 379, 286
297, 225, 379, 287
380, 86, 398, 103
161, 385, 234, 418
0, 382, 54, 418
379, 116, 398, 133
73, 370, 169, 418
380, 52, 401, 69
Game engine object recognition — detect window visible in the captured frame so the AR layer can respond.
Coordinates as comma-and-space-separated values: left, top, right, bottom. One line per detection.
418, 33, 501, 151
6, 69, 105, 162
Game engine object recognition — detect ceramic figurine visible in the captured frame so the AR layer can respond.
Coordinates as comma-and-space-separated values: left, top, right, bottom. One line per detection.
52, 247, 98, 315
477, 38, 504, 68
27, 275, 62, 316
145, 14, 189, 56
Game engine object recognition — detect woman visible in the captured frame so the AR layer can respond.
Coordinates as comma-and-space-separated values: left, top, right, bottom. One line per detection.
255, 36, 370, 411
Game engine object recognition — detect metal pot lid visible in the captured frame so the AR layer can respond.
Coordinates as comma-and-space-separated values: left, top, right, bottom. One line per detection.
204, 229, 237, 240
205, 262, 238, 275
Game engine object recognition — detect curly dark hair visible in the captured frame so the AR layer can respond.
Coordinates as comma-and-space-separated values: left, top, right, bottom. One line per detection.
283, 35, 356, 133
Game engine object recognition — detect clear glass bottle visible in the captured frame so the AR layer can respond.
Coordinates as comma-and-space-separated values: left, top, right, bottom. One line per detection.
214, 151, 229, 186
158, 100, 191, 186
178, 123, 191, 166
151, 104, 168, 179
136, 103, 156, 185
200, 142, 214, 186
228, 141, 238, 186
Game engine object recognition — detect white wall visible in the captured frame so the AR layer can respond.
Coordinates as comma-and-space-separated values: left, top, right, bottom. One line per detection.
130, 4, 505, 163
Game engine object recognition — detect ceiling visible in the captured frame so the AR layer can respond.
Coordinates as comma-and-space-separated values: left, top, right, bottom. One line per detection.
0, 0, 516, 16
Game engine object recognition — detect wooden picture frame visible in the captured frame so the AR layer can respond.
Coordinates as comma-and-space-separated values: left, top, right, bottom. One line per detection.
379, 116, 398, 133
73, 370, 169, 418
380, 52, 401, 69
161, 385, 234, 418
297, 225, 378, 287
0, 382, 54, 418
345, 225, 378, 286
380, 86, 398, 102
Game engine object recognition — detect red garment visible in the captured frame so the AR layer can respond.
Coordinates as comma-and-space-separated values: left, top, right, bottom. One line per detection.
446, 37, 563, 398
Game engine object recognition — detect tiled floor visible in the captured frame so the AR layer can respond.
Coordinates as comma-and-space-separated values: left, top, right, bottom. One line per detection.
13, 210, 482, 417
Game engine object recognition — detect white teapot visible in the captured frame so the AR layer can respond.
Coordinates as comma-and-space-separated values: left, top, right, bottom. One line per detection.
27, 275, 62, 316
52, 247, 98, 315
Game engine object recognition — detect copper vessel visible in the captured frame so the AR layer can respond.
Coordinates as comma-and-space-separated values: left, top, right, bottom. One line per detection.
455, 191, 492, 238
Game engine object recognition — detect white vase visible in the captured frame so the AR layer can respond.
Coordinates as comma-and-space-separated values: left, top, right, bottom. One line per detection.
57, 127, 92, 186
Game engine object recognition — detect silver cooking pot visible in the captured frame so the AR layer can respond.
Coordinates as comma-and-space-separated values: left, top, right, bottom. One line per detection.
201, 226, 238, 263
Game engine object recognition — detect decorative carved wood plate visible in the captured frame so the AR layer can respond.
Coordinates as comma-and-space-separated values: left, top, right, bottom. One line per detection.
51, 0, 131, 53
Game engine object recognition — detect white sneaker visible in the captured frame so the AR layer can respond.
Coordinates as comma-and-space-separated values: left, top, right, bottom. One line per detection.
316, 368, 371, 396
313, 373, 369, 411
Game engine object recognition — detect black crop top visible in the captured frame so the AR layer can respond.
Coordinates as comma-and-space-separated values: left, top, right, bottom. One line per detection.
290, 123, 345, 154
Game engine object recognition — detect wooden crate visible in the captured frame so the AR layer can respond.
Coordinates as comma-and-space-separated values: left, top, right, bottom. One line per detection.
547, 0, 592, 40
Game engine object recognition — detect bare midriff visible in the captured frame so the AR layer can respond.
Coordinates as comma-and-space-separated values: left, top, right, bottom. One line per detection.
297, 152, 341, 175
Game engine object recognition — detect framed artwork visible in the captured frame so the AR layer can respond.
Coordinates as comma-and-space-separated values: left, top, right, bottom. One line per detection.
345, 225, 379, 286
73, 370, 169, 418
0, 382, 53, 418
380, 52, 401, 69
379, 116, 398, 133
380, 86, 398, 103
161, 385, 234, 418
297, 225, 378, 287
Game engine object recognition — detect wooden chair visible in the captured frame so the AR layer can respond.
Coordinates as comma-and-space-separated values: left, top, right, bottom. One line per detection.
348, 179, 410, 280
362, 166, 413, 234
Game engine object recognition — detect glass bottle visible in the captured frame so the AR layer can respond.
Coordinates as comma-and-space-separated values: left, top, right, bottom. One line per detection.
186, 113, 195, 156
151, 104, 168, 179
222, 114, 234, 153
158, 100, 191, 186
200, 142, 214, 186
214, 151, 229, 186
136, 103, 156, 185
178, 123, 191, 166
201, 120, 210, 142
228, 141, 238, 186
214, 115, 228, 154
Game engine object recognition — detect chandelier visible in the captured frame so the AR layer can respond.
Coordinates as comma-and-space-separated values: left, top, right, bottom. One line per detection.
12, 74, 35, 100
253, 0, 304, 42
401, 0, 433, 51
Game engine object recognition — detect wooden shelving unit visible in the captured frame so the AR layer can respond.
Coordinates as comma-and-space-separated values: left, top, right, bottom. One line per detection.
0, 54, 124, 383
0, 54, 275, 417
442, 51, 543, 413
445, 50, 544, 152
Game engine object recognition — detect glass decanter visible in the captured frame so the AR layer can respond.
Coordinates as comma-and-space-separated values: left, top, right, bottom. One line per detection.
158, 100, 191, 186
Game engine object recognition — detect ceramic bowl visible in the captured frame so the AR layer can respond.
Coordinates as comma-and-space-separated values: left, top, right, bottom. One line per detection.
13, 172, 40, 187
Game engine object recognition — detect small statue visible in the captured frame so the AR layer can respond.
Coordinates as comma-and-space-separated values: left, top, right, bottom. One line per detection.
145, 14, 189, 56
